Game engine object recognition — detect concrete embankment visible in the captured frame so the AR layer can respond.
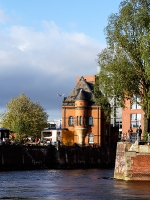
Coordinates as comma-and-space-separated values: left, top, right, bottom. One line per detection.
0, 145, 116, 171
114, 142, 150, 181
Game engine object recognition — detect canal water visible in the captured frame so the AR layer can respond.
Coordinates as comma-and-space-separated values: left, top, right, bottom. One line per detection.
0, 169, 150, 200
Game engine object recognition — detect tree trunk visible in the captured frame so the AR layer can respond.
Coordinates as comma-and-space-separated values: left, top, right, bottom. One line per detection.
144, 116, 150, 133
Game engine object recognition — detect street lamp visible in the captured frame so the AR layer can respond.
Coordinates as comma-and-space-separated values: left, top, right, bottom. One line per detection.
57, 94, 65, 128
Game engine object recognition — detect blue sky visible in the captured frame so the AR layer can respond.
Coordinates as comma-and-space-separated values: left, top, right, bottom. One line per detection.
0, 0, 122, 121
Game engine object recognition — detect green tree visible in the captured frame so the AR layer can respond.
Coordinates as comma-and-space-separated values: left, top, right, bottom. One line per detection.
95, 0, 150, 132
1, 93, 48, 139
93, 78, 111, 122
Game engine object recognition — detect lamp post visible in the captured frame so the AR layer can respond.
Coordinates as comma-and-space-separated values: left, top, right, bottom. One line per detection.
57, 94, 65, 129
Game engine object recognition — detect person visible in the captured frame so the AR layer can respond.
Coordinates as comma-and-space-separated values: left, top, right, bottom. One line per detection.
139, 125, 142, 140
136, 125, 142, 141
128, 127, 133, 142
35, 137, 39, 143
50, 138, 52, 145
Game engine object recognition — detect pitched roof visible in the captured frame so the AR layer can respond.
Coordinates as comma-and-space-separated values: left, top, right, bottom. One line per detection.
63, 76, 95, 105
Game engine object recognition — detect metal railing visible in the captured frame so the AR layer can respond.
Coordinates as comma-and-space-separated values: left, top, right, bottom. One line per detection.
120, 132, 142, 143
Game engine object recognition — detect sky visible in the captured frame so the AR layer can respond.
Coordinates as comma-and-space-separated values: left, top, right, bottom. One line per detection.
0, 0, 122, 121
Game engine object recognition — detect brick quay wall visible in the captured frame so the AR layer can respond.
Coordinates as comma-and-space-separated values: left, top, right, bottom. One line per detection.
0, 145, 116, 171
114, 142, 150, 181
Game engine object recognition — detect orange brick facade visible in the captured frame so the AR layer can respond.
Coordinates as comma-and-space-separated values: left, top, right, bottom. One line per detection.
122, 99, 144, 137
61, 76, 110, 146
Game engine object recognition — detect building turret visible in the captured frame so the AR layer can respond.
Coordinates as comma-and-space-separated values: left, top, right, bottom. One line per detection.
75, 89, 87, 145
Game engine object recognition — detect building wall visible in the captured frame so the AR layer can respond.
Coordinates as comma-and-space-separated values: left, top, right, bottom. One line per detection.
62, 104, 109, 146
122, 99, 144, 137
62, 105, 75, 129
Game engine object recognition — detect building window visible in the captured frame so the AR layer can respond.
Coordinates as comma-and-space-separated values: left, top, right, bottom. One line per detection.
88, 133, 94, 144
77, 116, 79, 126
131, 114, 141, 128
68, 116, 74, 126
89, 117, 94, 126
131, 96, 141, 109
115, 121, 122, 129
83, 116, 87, 126
80, 116, 83, 125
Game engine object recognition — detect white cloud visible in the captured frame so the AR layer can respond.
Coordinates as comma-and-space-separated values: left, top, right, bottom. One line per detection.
0, 20, 104, 120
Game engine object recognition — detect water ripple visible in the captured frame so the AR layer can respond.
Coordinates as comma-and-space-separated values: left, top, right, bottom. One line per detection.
0, 169, 150, 199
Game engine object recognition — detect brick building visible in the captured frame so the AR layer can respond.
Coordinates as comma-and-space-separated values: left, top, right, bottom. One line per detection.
61, 75, 111, 146
122, 98, 144, 137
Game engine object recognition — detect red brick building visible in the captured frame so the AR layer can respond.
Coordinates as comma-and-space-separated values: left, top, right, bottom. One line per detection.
61, 75, 111, 146
122, 98, 144, 137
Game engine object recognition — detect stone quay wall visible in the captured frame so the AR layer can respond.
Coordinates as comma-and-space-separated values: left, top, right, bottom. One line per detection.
0, 145, 116, 171
114, 142, 150, 181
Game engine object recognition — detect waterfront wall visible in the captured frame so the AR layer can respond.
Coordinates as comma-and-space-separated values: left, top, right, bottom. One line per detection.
0, 145, 116, 171
114, 142, 150, 181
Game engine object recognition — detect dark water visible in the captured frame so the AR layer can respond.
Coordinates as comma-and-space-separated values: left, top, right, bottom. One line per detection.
0, 169, 150, 200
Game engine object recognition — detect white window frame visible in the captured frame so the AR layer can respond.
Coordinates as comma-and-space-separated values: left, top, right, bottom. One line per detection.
131, 114, 141, 128
131, 96, 141, 109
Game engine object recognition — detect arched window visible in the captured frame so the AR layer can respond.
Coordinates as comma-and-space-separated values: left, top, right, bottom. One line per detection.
89, 116, 94, 126
68, 116, 74, 126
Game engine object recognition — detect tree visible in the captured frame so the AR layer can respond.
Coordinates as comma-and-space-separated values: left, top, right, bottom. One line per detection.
95, 0, 150, 132
1, 93, 48, 139
94, 78, 111, 122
